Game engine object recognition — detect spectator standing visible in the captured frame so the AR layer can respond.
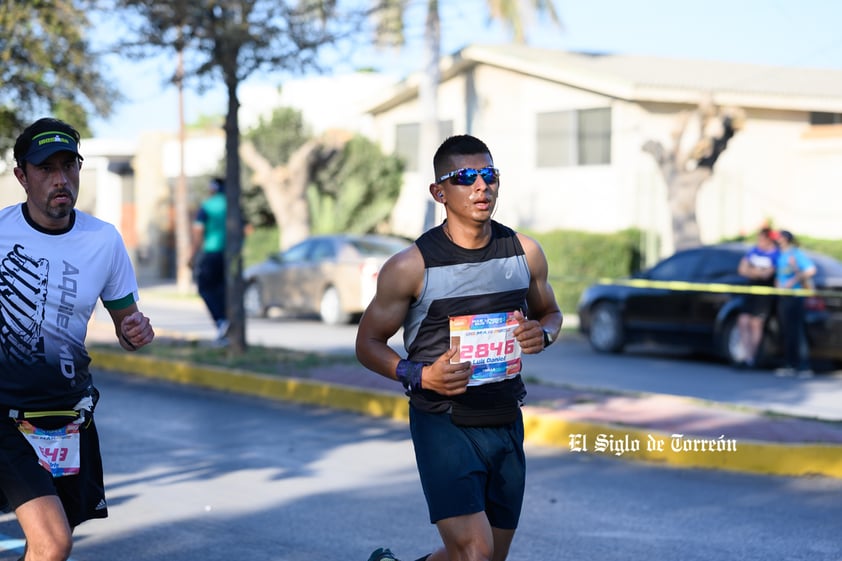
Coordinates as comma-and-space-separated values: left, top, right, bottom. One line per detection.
0, 117, 154, 561
190, 177, 229, 345
735, 227, 779, 368
355, 134, 563, 561
774, 230, 816, 378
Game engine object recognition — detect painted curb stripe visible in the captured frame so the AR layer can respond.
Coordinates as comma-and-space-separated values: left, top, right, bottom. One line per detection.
90, 351, 842, 479
521, 415, 842, 479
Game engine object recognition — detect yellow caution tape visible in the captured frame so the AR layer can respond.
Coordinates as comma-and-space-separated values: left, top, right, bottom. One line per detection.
596, 279, 840, 298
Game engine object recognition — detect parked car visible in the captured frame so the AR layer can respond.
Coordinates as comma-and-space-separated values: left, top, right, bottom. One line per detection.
243, 233, 411, 324
577, 243, 842, 368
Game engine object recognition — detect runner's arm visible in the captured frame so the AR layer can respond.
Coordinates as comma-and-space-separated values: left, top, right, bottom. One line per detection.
516, 233, 563, 354
355, 246, 422, 380
355, 246, 472, 396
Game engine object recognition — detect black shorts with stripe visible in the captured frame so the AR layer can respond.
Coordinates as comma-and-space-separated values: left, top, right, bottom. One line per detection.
0, 416, 108, 527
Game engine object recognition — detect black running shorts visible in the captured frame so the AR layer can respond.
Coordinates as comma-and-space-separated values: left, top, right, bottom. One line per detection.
0, 417, 108, 527
409, 405, 525, 528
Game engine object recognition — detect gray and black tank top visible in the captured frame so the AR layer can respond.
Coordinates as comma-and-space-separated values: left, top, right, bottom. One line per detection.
404, 220, 530, 423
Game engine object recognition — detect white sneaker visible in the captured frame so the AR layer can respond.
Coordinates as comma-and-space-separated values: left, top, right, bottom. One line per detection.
797, 369, 815, 379
774, 367, 796, 377
215, 319, 230, 341
211, 336, 229, 348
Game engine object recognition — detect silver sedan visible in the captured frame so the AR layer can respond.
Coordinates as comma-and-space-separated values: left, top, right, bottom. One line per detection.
243, 233, 411, 324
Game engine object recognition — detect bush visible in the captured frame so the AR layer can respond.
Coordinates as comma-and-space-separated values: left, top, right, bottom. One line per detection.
243, 226, 280, 268
526, 229, 644, 316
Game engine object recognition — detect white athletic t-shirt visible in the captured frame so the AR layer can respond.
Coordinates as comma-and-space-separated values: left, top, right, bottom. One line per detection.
0, 204, 139, 410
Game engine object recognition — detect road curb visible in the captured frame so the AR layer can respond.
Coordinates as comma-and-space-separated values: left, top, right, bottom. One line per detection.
90, 350, 842, 480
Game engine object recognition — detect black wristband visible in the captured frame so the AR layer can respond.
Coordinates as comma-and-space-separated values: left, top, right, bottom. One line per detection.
396, 359, 424, 392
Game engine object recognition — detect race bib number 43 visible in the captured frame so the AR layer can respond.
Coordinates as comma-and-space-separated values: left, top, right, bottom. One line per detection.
17, 420, 81, 477
449, 312, 522, 386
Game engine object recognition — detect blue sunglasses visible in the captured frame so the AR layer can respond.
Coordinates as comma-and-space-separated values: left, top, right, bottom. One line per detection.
437, 166, 500, 186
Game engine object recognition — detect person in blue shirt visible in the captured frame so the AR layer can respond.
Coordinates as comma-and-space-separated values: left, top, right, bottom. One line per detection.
774, 230, 816, 377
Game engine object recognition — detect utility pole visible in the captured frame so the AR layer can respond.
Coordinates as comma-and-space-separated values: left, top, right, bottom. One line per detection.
175, 39, 192, 294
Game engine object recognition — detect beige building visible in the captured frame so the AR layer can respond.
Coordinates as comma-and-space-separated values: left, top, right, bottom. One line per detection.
368, 44, 842, 256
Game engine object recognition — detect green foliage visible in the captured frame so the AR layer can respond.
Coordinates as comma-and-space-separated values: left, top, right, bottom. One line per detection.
234, 109, 404, 235
0, 1, 117, 151
245, 106, 312, 165
239, 106, 313, 228
112, 1, 369, 89
791, 236, 842, 263
307, 135, 404, 234
243, 226, 281, 267
527, 229, 643, 315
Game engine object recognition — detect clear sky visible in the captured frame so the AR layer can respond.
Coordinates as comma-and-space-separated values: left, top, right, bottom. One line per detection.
90, 0, 842, 140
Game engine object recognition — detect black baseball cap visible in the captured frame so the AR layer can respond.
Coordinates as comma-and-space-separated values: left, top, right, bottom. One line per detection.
23, 130, 83, 165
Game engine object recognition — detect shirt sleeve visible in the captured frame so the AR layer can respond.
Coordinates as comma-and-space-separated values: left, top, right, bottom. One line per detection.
100, 226, 140, 310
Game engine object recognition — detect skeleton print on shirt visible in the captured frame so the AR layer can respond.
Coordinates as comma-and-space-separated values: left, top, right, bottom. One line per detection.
0, 244, 48, 366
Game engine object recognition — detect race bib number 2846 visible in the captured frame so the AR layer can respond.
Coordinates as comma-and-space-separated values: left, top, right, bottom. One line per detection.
449, 312, 522, 386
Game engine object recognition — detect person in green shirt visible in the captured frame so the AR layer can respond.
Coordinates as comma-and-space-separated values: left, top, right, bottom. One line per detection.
189, 177, 229, 344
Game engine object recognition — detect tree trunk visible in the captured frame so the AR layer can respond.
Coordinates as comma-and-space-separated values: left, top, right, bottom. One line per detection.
224, 76, 246, 354
642, 105, 742, 253
240, 140, 322, 251
174, 46, 192, 295
667, 167, 711, 251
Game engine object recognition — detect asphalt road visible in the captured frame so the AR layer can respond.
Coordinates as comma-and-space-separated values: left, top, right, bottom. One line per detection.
101, 285, 842, 421
2, 370, 841, 561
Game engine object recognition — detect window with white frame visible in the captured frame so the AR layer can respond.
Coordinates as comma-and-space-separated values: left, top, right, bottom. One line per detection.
394, 121, 454, 172
536, 107, 611, 167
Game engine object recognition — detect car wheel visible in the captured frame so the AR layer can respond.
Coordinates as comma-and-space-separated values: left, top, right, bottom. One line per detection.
244, 282, 266, 319
589, 302, 625, 353
320, 286, 350, 325
719, 315, 742, 365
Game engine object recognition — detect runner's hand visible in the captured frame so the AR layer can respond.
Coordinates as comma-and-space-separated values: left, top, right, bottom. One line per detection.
422, 347, 471, 396
513, 310, 544, 354
121, 311, 155, 350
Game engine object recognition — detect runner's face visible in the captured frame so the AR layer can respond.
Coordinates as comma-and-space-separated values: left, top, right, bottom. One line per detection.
438, 153, 498, 223
15, 151, 80, 229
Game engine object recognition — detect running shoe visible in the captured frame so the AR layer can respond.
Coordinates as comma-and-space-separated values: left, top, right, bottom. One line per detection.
367, 547, 400, 561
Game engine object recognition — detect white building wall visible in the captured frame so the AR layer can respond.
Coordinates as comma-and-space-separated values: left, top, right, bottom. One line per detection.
374, 64, 842, 256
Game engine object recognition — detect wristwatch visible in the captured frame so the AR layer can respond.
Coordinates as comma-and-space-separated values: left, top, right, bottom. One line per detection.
542, 328, 554, 348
